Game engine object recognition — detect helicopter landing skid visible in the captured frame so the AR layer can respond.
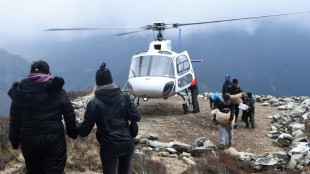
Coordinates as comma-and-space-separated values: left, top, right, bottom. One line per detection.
177, 91, 192, 114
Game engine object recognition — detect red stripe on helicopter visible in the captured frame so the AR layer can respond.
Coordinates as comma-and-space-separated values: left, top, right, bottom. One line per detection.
189, 79, 196, 87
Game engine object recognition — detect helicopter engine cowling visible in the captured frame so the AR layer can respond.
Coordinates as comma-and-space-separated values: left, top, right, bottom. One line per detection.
128, 77, 175, 98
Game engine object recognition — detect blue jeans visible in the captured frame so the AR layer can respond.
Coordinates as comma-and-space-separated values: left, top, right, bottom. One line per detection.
220, 125, 233, 145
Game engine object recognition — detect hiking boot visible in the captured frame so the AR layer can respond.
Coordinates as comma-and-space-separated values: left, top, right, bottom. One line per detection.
234, 122, 238, 128
228, 143, 232, 148
219, 144, 225, 149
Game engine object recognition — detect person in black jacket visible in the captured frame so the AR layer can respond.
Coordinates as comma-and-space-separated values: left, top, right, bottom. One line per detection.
225, 78, 243, 127
243, 92, 255, 129
8, 60, 77, 174
217, 95, 235, 149
188, 80, 200, 113
78, 63, 141, 174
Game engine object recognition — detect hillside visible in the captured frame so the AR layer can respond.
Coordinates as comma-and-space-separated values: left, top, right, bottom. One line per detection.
0, 49, 29, 115
1, 94, 309, 173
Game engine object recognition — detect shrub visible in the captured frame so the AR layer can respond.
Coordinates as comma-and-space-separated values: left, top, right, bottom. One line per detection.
182, 152, 251, 174
67, 89, 92, 101
131, 151, 167, 174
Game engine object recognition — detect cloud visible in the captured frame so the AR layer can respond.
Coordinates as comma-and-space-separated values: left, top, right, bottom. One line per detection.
0, 0, 309, 46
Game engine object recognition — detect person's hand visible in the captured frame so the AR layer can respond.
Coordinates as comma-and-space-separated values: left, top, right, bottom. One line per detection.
227, 120, 232, 124
246, 109, 249, 112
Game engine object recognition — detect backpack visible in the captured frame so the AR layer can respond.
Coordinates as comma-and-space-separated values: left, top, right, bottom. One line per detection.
122, 93, 139, 138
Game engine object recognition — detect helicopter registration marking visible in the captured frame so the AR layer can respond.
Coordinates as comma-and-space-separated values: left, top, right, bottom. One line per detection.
145, 77, 150, 80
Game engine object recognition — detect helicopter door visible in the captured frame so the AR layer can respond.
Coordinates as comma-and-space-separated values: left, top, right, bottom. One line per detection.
174, 52, 195, 92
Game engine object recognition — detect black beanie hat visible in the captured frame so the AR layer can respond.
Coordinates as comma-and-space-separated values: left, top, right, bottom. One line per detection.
30, 60, 50, 74
96, 62, 113, 86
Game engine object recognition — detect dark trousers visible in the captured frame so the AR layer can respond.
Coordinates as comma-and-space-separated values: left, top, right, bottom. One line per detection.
245, 110, 255, 128
100, 151, 134, 174
191, 88, 200, 112
20, 134, 67, 174
234, 104, 239, 122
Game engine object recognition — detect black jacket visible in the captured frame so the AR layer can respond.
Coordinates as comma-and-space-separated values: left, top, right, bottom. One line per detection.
8, 77, 77, 149
225, 85, 243, 95
243, 97, 255, 112
218, 102, 235, 121
78, 86, 141, 157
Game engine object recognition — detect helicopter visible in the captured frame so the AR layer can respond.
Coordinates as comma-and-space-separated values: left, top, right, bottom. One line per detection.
46, 11, 310, 114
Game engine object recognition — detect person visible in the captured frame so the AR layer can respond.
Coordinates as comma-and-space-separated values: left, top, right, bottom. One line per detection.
222, 74, 232, 97
210, 93, 223, 123
210, 93, 224, 110
217, 95, 235, 149
225, 78, 243, 127
8, 60, 77, 174
78, 62, 141, 174
243, 92, 255, 129
189, 80, 200, 113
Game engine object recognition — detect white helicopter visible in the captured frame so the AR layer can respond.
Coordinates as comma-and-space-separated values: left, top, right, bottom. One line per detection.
46, 11, 309, 113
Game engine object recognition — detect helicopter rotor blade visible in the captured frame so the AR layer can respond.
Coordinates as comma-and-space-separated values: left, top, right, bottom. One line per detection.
114, 29, 149, 36
45, 27, 144, 31
173, 11, 310, 28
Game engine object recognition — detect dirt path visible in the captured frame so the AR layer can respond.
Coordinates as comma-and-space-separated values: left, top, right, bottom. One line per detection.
139, 96, 283, 154
137, 96, 284, 173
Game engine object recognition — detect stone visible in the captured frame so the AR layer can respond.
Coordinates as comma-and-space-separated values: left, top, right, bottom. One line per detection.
269, 131, 282, 139
182, 152, 191, 158
271, 126, 277, 131
158, 152, 169, 157
292, 130, 305, 138
289, 142, 310, 155
165, 148, 178, 154
288, 123, 305, 132
171, 142, 192, 153
283, 98, 293, 104
262, 102, 270, 106
290, 106, 307, 118
147, 140, 173, 148
139, 139, 148, 144
270, 151, 289, 163
224, 147, 238, 156
191, 147, 213, 157
203, 140, 216, 148
183, 157, 196, 165
277, 134, 293, 147
193, 137, 206, 147
287, 154, 304, 169
278, 105, 288, 110
287, 102, 294, 110
237, 152, 257, 161
142, 133, 159, 140
292, 137, 308, 144
301, 112, 310, 124
255, 154, 278, 166
270, 98, 280, 107
168, 154, 178, 158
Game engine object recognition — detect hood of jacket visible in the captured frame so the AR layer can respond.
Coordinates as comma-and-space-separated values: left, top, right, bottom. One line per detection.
8, 76, 64, 108
95, 87, 121, 105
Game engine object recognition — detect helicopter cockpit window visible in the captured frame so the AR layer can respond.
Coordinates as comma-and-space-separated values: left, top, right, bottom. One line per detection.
130, 56, 174, 78
176, 55, 190, 76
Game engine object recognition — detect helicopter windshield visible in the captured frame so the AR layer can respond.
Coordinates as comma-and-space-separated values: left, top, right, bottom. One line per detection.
130, 55, 174, 78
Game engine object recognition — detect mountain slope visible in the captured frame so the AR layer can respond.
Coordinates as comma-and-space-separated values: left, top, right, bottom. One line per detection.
0, 48, 29, 115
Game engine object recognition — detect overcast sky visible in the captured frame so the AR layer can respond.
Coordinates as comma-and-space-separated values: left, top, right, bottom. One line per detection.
0, 0, 310, 47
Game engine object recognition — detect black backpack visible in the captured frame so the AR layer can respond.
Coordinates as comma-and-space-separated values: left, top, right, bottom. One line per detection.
122, 93, 138, 138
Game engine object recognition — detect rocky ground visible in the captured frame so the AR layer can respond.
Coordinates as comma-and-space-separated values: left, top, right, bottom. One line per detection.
139, 96, 282, 154
1, 94, 309, 174
136, 95, 283, 173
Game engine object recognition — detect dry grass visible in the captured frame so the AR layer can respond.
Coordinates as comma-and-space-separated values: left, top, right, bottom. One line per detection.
131, 151, 167, 174
182, 152, 251, 174
65, 131, 102, 173
67, 89, 92, 101
0, 116, 22, 172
